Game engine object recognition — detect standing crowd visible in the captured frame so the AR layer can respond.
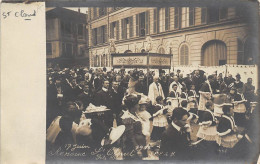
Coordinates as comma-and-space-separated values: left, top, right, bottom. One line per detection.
46, 65, 259, 161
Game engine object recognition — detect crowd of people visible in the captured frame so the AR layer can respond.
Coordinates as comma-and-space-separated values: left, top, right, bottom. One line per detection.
46, 65, 259, 162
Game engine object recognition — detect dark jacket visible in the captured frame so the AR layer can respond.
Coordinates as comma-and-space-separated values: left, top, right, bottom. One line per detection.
160, 123, 190, 160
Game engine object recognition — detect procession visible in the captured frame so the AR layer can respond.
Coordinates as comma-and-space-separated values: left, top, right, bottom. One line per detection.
44, 5, 260, 162
46, 65, 259, 162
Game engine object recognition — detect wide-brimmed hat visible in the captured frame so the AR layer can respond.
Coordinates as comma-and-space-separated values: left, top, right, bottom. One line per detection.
109, 125, 125, 144
101, 125, 125, 146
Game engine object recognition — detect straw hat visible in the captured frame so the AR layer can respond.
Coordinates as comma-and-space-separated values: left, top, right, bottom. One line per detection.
101, 125, 125, 146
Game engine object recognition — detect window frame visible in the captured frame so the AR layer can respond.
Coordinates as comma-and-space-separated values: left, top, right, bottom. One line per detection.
179, 44, 189, 65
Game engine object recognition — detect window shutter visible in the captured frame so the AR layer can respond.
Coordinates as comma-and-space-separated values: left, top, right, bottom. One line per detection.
174, 7, 179, 29
97, 27, 101, 44
201, 7, 207, 24
104, 25, 107, 43
165, 7, 169, 31
116, 21, 119, 40
136, 14, 139, 37
219, 8, 228, 20
121, 19, 124, 39
110, 22, 113, 39
145, 10, 150, 35
92, 29, 95, 45
129, 16, 133, 37
153, 8, 157, 33
189, 7, 194, 26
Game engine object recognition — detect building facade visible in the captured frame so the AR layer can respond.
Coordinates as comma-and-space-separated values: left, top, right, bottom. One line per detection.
46, 7, 89, 67
87, 5, 258, 68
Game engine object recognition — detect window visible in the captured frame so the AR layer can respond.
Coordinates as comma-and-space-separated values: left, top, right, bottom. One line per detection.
219, 8, 228, 20
77, 24, 84, 38
235, 6, 244, 18
129, 16, 133, 38
140, 12, 146, 36
180, 44, 189, 65
46, 43, 52, 55
93, 26, 107, 45
202, 40, 227, 66
100, 25, 107, 44
189, 7, 195, 26
110, 21, 119, 40
99, 7, 107, 17
244, 37, 257, 65
136, 11, 149, 37
174, 7, 180, 29
237, 39, 244, 64
121, 17, 131, 39
110, 22, 116, 39
92, 28, 98, 45
208, 7, 219, 23
201, 7, 207, 24
93, 8, 97, 18
66, 44, 73, 56
61, 21, 72, 35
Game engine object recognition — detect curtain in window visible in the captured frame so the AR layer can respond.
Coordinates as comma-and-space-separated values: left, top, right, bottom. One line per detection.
202, 41, 227, 66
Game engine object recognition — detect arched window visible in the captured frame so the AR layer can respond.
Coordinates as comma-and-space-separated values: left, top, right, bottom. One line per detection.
202, 40, 227, 66
180, 44, 189, 65
158, 47, 165, 54
106, 54, 109, 67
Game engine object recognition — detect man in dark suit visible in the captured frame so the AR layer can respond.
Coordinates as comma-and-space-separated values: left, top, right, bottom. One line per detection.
160, 107, 191, 160
47, 76, 66, 127
135, 75, 148, 95
93, 69, 104, 92
192, 70, 203, 94
94, 80, 113, 127
110, 81, 124, 123
77, 83, 93, 109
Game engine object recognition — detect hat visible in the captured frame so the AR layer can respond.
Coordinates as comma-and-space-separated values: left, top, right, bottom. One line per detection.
131, 70, 140, 81
101, 125, 125, 146
236, 74, 241, 79
109, 125, 125, 144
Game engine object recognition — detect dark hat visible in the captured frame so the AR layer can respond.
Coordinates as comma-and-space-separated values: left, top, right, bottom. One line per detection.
208, 75, 214, 80
130, 70, 140, 81
236, 74, 241, 79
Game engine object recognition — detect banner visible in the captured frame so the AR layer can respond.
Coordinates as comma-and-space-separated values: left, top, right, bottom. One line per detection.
113, 56, 147, 66
149, 56, 171, 67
